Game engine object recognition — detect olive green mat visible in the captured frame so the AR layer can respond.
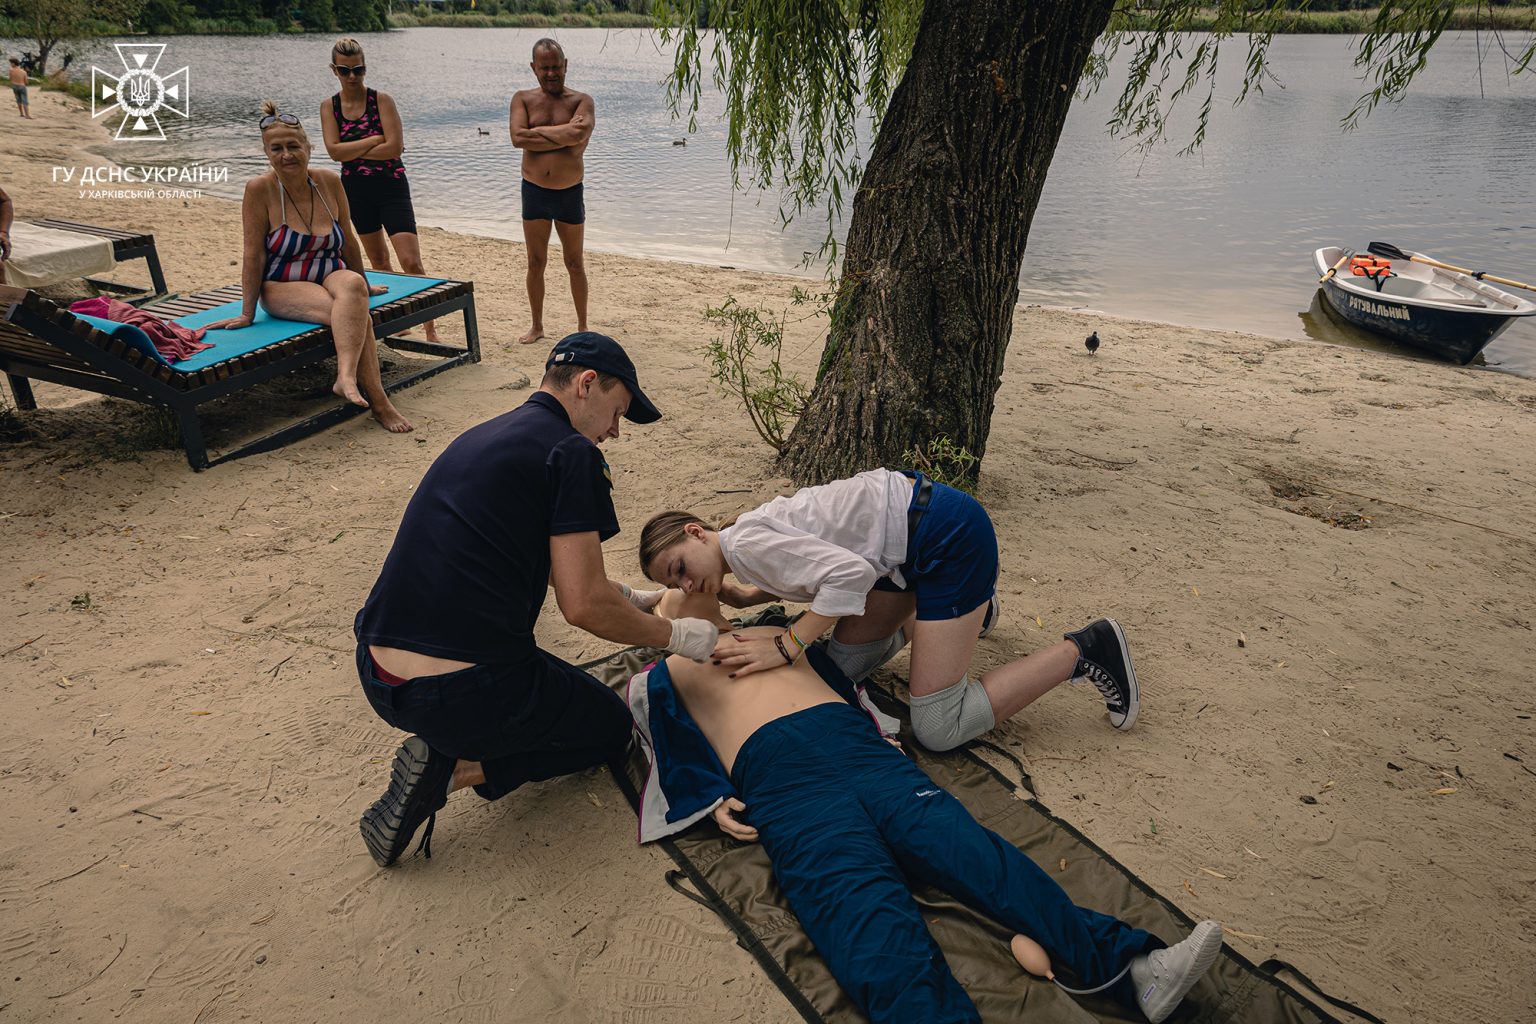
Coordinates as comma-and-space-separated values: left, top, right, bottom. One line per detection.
584, 629, 1380, 1024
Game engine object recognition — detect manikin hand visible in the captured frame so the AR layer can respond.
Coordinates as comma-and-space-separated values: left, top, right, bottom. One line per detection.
712, 798, 758, 842
667, 617, 719, 660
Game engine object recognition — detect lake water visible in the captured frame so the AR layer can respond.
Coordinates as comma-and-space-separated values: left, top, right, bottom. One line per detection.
14, 28, 1536, 373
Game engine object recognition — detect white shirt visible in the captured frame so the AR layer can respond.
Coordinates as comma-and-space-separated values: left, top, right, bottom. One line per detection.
718, 468, 913, 618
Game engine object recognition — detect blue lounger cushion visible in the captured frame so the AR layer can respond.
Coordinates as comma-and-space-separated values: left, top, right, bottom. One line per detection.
87, 272, 444, 373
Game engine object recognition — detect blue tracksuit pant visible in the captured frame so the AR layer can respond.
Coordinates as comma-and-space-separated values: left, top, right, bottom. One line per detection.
731, 702, 1160, 1024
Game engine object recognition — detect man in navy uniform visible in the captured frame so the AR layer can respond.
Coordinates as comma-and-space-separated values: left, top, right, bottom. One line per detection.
353, 332, 714, 866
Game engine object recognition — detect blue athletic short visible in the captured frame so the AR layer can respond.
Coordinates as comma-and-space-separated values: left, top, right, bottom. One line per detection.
872, 475, 999, 621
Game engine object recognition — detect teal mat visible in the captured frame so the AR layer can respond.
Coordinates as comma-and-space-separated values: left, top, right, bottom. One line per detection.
156, 272, 445, 374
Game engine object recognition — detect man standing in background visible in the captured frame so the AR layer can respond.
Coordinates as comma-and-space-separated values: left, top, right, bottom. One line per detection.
9, 59, 32, 120
510, 38, 593, 346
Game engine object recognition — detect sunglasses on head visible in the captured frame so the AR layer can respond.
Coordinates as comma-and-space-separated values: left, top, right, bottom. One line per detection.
331, 64, 366, 76
259, 112, 301, 130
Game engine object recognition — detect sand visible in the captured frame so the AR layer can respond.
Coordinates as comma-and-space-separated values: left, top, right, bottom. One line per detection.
2, 88, 1534, 1024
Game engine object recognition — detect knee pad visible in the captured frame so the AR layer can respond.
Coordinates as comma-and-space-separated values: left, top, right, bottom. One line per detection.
909, 676, 995, 752
827, 629, 906, 682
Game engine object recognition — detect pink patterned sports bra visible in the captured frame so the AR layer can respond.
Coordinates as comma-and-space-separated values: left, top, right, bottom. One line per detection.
264, 178, 345, 284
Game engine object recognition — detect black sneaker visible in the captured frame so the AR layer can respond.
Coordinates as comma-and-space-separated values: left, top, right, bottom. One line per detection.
1064, 618, 1140, 730
359, 735, 455, 867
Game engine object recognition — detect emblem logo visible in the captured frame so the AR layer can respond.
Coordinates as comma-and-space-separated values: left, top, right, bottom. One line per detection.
91, 43, 190, 141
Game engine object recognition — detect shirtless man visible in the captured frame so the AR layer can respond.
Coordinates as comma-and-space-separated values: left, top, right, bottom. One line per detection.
509, 39, 593, 346
9, 59, 32, 120
630, 630, 1223, 1024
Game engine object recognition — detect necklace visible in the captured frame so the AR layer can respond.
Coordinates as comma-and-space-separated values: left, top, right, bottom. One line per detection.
278, 176, 320, 235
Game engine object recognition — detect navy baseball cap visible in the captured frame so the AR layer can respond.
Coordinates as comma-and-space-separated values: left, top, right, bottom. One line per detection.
545, 331, 661, 424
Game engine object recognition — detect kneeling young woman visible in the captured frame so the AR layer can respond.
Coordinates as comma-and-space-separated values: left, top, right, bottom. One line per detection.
640, 468, 1139, 751
205, 100, 411, 433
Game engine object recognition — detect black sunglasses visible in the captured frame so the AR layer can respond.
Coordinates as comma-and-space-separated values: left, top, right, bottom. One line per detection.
259, 112, 301, 130
331, 64, 366, 77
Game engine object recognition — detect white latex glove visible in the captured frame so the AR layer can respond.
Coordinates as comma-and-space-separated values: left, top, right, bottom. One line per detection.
618, 581, 667, 612
667, 617, 719, 660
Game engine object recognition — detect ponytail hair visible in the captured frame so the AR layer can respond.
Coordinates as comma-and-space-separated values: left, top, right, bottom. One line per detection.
332, 37, 363, 60
638, 510, 708, 580
257, 99, 310, 147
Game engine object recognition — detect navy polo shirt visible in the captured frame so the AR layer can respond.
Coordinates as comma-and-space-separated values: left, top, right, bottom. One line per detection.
356, 391, 620, 664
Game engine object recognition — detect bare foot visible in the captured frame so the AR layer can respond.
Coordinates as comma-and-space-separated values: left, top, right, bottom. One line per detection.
517, 327, 546, 346
424, 321, 443, 344
332, 377, 368, 407
371, 402, 414, 433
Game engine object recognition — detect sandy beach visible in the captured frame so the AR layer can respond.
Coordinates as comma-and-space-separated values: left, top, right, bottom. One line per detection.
2, 88, 1534, 1024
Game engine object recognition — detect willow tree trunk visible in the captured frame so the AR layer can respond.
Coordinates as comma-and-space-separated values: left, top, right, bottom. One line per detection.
779, 0, 1116, 485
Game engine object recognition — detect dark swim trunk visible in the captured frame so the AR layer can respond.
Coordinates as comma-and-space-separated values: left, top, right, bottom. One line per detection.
342, 173, 417, 236
521, 179, 585, 224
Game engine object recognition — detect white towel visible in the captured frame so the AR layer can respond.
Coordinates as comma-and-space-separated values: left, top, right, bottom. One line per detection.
3, 222, 117, 289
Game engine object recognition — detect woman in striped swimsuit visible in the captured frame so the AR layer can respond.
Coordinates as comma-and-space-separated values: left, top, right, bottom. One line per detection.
205, 100, 412, 434
320, 38, 440, 344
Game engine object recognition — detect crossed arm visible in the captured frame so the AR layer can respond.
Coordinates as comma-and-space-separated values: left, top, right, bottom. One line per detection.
319, 92, 405, 164
509, 93, 595, 152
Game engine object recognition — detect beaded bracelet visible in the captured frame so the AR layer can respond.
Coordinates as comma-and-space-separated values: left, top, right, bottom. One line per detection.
786, 624, 807, 653
772, 633, 795, 665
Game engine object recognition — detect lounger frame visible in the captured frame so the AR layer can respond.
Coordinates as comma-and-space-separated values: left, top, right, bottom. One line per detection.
22, 218, 169, 298
0, 277, 480, 469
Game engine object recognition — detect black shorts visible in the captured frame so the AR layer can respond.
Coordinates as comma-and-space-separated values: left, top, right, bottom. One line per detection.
521, 179, 585, 225
342, 172, 418, 236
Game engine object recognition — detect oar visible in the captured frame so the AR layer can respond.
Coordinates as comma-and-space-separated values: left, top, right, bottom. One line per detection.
1318, 250, 1352, 285
1367, 242, 1536, 295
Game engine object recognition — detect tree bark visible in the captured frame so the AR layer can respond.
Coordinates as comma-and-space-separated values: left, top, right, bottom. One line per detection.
779, 0, 1116, 486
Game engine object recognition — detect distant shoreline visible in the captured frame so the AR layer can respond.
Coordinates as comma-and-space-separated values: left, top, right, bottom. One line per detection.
5, 6, 1531, 39
1109, 5, 1534, 34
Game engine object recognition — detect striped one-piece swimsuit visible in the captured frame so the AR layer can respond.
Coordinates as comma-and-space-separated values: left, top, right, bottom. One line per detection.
264, 178, 346, 283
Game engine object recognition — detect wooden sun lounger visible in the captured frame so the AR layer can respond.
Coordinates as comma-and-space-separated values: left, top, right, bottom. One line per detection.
0, 278, 480, 470
23, 218, 169, 298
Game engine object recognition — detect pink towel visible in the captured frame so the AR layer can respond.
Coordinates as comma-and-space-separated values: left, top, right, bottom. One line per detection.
68, 297, 213, 363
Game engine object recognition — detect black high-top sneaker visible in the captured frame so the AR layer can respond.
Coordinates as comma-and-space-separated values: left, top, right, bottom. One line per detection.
360, 735, 456, 867
1064, 618, 1140, 730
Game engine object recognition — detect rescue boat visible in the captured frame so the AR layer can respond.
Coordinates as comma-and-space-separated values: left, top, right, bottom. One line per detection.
1312, 246, 1536, 364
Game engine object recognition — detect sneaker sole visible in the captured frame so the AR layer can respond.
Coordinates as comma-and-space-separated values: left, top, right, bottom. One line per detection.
1105, 618, 1140, 731
1141, 920, 1223, 1023
359, 735, 435, 867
